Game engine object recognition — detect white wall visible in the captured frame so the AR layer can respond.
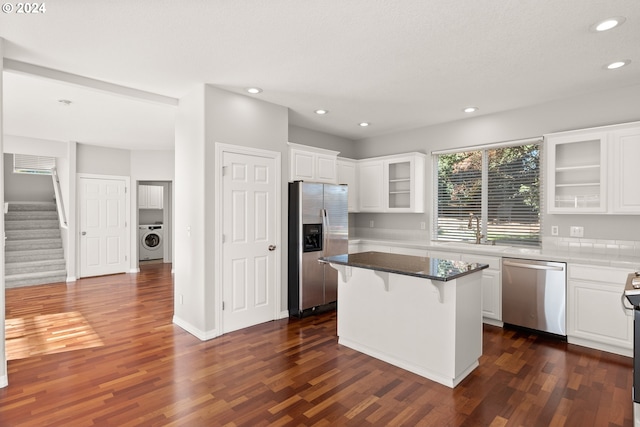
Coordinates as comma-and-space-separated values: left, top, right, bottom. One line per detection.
288, 125, 358, 158
76, 144, 131, 176
353, 84, 640, 241
3, 154, 54, 202
173, 85, 208, 337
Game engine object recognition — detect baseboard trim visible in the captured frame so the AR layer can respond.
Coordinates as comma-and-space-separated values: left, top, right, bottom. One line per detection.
0, 373, 8, 388
172, 316, 219, 341
129, 268, 140, 274
66, 276, 77, 283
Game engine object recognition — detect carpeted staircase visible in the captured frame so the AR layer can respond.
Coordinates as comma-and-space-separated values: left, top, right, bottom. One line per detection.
4, 202, 67, 288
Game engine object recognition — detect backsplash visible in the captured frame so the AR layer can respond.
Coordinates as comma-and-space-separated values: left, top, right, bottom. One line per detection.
351, 227, 429, 242
542, 236, 640, 259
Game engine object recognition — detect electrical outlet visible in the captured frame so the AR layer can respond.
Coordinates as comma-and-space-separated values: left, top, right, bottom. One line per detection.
569, 226, 584, 238
420, 222, 426, 230
369, 220, 374, 228
551, 226, 558, 236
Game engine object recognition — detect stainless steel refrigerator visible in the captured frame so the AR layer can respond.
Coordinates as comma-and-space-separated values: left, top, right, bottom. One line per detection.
288, 181, 348, 317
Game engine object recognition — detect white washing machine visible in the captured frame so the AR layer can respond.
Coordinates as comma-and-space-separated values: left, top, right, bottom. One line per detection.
139, 225, 164, 260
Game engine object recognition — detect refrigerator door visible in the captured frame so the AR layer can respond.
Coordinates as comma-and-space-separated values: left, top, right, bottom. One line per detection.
322, 184, 348, 303
300, 183, 325, 310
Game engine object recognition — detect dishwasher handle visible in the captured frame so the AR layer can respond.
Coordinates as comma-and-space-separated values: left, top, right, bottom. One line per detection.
503, 260, 565, 271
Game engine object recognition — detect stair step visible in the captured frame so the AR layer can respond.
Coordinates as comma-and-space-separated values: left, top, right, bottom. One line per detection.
5, 270, 67, 288
5, 248, 64, 263
5, 219, 60, 231
5, 211, 59, 221
5, 229, 62, 240
5, 238, 62, 251
5, 259, 67, 275
7, 202, 57, 212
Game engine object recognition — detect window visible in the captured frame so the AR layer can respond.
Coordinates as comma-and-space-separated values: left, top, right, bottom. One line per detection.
434, 140, 541, 247
13, 154, 55, 175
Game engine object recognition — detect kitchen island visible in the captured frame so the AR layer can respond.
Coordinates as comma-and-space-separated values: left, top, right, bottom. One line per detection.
320, 251, 488, 388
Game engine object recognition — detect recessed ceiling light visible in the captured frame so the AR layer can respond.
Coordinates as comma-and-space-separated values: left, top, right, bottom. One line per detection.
591, 17, 626, 32
246, 87, 263, 94
606, 60, 631, 70
463, 106, 478, 113
315, 109, 329, 115
359, 122, 370, 127
58, 99, 72, 106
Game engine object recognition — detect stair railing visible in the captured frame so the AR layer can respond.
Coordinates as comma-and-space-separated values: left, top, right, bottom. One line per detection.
51, 167, 68, 229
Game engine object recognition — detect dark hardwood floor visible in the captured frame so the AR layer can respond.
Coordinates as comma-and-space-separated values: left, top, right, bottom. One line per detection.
1, 263, 634, 426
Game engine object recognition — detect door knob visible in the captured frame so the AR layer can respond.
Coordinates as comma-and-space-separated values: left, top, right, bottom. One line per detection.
81, 231, 87, 236
268, 245, 276, 251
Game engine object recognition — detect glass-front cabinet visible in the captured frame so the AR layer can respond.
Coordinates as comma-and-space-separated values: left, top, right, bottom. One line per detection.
545, 131, 608, 213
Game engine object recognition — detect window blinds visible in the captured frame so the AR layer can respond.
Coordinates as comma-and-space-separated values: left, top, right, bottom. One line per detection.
13, 154, 55, 175
434, 143, 541, 246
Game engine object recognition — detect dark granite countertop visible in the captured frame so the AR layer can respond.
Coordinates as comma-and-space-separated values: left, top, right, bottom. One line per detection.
319, 251, 488, 282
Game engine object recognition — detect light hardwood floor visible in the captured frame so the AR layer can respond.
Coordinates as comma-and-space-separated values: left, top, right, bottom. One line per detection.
1, 263, 634, 426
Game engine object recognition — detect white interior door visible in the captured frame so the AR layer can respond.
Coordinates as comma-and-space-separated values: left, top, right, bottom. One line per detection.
79, 176, 128, 278
222, 151, 277, 333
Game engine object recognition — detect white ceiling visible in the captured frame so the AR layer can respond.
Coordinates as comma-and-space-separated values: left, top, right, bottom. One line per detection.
1, 0, 638, 150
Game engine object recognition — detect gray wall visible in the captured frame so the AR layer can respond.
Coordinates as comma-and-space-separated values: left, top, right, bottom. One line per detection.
352, 83, 640, 241
3, 154, 55, 202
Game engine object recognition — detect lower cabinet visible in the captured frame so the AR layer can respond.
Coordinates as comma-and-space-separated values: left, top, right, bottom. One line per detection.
460, 254, 502, 323
567, 264, 633, 357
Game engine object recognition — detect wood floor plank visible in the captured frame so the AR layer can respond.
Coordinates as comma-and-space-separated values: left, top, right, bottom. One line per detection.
0, 263, 635, 426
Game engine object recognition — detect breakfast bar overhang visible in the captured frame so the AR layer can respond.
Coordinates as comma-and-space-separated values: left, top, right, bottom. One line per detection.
320, 251, 489, 388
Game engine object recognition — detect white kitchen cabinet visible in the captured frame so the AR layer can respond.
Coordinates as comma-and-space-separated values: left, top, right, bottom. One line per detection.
358, 160, 385, 212
358, 153, 426, 213
138, 185, 163, 209
610, 125, 640, 214
337, 158, 359, 212
545, 121, 640, 215
461, 254, 501, 323
567, 264, 633, 357
545, 130, 608, 213
288, 142, 339, 183
386, 155, 425, 213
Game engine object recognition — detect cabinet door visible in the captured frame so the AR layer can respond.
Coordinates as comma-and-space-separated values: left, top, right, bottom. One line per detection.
138, 185, 149, 209
315, 154, 337, 183
567, 279, 633, 351
546, 132, 607, 213
461, 254, 501, 321
610, 127, 640, 214
290, 149, 315, 181
147, 186, 163, 209
337, 159, 358, 212
358, 160, 385, 212
386, 155, 425, 213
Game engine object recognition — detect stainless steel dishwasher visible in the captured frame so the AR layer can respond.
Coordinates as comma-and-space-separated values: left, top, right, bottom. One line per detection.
502, 258, 567, 336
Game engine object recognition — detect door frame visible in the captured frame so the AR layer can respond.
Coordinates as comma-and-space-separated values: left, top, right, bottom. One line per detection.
214, 142, 282, 335
76, 173, 131, 279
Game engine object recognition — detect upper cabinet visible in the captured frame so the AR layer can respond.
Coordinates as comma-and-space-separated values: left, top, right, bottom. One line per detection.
610, 126, 640, 213
288, 142, 339, 183
288, 144, 426, 213
139, 185, 163, 209
545, 122, 640, 215
359, 153, 426, 213
545, 131, 607, 213
337, 158, 359, 212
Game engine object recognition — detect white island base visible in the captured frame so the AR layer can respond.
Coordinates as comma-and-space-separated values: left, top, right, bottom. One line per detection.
331, 264, 483, 388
